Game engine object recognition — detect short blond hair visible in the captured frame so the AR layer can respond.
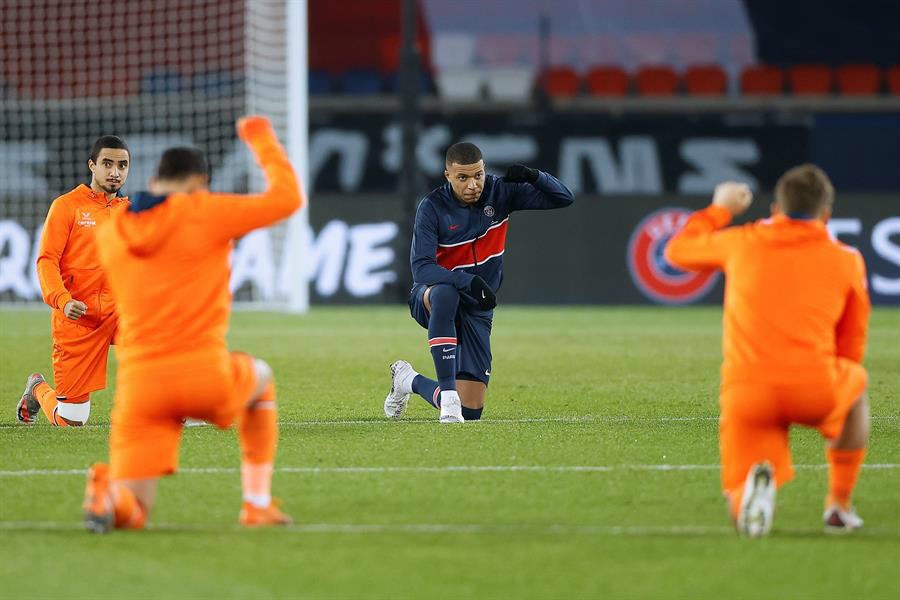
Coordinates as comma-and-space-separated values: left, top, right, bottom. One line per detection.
775, 164, 834, 216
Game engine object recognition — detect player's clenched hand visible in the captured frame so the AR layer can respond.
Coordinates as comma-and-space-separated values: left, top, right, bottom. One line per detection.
712, 181, 753, 216
467, 276, 497, 311
236, 115, 274, 141
63, 300, 88, 320
503, 165, 540, 184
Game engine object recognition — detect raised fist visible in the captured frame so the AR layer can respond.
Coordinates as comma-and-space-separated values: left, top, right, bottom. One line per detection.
712, 182, 753, 216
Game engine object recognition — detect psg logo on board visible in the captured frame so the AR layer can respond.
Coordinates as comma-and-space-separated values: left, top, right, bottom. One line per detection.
626, 208, 720, 305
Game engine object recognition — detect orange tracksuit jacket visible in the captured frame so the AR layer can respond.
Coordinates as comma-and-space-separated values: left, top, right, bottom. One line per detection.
96, 118, 302, 383
665, 205, 871, 490
665, 205, 870, 384
36, 185, 129, 397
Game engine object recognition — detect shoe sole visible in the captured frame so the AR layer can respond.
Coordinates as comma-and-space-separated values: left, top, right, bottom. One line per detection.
384, 361, 411, 419
15, 398, 36, 425
384, 393, 409, 419
84, 511, 114, 534
823, 511, 862, 535
738, 464, 775, 538
16, 374, 44, 424
439, 414, 464, 423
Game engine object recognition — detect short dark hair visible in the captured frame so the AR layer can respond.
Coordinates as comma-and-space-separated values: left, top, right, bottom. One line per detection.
775, 163, 834, 216
155, 147, 209, 180
445, 142, 483, 167
89, 135, 129, 163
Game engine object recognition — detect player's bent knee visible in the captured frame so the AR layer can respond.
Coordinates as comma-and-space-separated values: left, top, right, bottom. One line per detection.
54, 399, 91, 426
428, 284, 459, 310
253, 358, 273, 387
251, 358, 276, 407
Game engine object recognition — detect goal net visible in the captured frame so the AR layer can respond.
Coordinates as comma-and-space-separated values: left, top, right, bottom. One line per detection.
0, 0, 308, 311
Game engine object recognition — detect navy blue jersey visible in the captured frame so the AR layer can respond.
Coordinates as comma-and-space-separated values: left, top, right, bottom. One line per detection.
410, 172, 574, 294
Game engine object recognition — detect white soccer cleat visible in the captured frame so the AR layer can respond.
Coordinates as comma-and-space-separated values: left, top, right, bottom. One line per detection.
823, 504, 864, 534
737, 461, 776, 538
438, 391, 464, 424
384, 360, 416, 419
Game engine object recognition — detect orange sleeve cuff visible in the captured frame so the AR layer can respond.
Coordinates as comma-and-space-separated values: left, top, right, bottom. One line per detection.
56, 291, 73, 311
704, 204, 734, 229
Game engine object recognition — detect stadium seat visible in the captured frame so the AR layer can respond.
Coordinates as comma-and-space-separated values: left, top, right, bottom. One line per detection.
789, 64, 833, 95
140, 70, 187, 95
836, 64, 881, 95
585, 66, 629, 96
635, 66, 679, 96
384, 71, 434, 94
340, 69, 384, 95
377, 35, 433, 74
485, 67, 535, 100
435, 68, 483, 100
740, 65, 784, 95
541, 67, 580, 97
684, 65, 728, 96
309, 70, 333, 96
889, 65, 900, 95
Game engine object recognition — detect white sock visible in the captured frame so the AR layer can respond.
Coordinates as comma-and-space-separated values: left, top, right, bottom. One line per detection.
440, 390, 460, 407
243, 493, 271, 508
398, 369, 417, 395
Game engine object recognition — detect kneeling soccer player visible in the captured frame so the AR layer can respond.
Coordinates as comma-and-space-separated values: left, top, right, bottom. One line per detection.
665, 165, 871, 537
16, 136, 131, 427
82, 116, 302, 532
384, 142, 574, 423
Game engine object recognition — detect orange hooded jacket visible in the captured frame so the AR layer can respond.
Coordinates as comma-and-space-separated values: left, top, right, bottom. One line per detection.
95, 117, 302, 370
665, 205, 870, 384
36, 185, 129, 331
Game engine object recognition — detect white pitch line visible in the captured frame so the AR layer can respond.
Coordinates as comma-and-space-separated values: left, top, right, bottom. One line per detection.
1, 520, 898, 537
0, 521, 746, 536
1, 463, 898, 477
1, 416, 896, 430
0, 521, 736, 536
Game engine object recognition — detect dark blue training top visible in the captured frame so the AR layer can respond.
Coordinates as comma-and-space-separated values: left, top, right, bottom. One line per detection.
410, 172, 574, 295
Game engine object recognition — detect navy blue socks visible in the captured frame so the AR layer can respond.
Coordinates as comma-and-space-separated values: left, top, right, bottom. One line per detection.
461, 406, 483, 420
426, 285, 459, 392
412, 374, 440, 408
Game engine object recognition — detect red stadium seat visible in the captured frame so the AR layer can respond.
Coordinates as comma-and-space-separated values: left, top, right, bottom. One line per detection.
789, 64, 833, 95
541, 67, 581, 97
740, 65, 783, 95
585, 65, 629, 96
684, 64, 728, 96
836, 64, 881, 95
635, 66, 678, 96
886, 65, 900, 95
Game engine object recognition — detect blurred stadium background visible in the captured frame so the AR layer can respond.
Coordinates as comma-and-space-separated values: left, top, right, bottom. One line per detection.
1, 3, 899, 597
0, 0, 900, 310
0, 0, 898, 311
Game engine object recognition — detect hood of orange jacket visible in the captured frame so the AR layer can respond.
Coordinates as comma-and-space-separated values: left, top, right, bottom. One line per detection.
753, 214, 831, 244
110, 192, 180, 257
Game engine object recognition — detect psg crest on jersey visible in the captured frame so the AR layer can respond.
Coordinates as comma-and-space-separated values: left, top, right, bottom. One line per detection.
626, 208, 720, 305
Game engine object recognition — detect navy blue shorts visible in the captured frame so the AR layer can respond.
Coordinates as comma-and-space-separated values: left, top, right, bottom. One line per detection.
408, 284, 493, 385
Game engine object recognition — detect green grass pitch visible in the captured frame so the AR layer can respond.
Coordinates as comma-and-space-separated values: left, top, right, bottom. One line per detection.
1, 307, 898, 599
